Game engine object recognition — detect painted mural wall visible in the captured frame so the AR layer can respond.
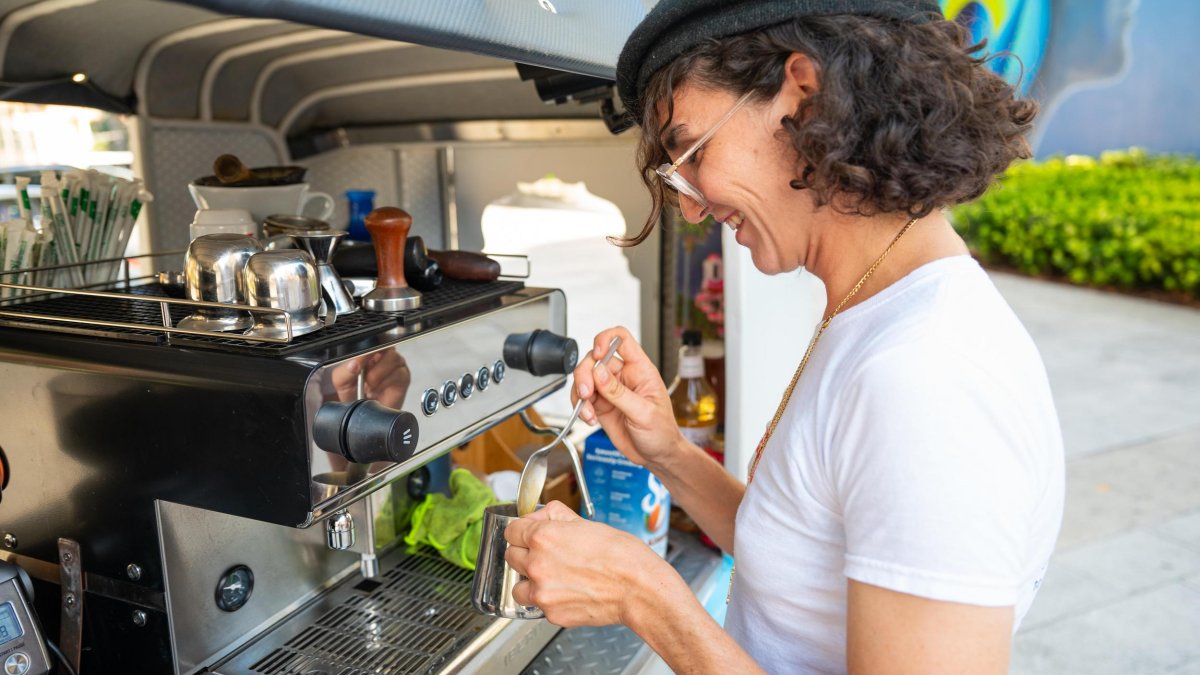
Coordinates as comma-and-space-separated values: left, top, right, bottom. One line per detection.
943, 0, 1199, 157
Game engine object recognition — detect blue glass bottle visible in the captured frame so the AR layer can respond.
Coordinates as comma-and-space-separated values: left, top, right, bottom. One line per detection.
345, 190, 376, 241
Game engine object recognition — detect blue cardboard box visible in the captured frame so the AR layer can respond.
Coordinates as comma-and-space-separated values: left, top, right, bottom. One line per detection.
583, 429, 670, 557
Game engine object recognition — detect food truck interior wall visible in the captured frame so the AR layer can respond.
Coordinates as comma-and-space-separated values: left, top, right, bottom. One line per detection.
132, 122, 662, 366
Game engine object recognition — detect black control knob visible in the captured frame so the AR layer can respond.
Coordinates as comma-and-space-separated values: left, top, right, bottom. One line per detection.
503, 330, 579, 377
314, 400, 420, 464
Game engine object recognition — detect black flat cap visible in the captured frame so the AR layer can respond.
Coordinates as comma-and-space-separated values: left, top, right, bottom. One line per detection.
617, 0, 943, 120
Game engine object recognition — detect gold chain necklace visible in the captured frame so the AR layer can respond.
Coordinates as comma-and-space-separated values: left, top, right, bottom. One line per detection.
727, 216, 918, 604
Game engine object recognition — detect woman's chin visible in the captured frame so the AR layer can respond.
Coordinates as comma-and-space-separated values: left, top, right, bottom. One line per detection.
747, 247, 801, 276
748, 249, 780, 275
736, 230, 789, 275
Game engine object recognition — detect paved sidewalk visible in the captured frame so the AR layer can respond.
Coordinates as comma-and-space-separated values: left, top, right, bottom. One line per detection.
990, 272, 1200, 675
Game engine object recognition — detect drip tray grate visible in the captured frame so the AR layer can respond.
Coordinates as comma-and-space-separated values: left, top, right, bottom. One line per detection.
249, 553, 491, 675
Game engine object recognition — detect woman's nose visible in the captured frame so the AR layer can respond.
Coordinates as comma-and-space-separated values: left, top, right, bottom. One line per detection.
678, 193, 711, 224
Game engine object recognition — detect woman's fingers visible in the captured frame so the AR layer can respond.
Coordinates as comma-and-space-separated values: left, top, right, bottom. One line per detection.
510, 578, 534, 607
591, 326, 649, 369
542, 500, 580, 522
572, 342, 627, 426
505, 515, 533, 548
576, 327, 650, 397
591, 357, 653, 426
503, 516, 661, 628
506, 502, 579, 550
572, 327, 668, 431
505, 541, 531, 575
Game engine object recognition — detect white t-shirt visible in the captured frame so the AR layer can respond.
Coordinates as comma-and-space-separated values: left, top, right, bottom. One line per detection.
724, 256, 1065, 674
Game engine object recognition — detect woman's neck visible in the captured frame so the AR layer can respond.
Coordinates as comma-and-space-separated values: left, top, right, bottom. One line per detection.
805, 211, 969, 320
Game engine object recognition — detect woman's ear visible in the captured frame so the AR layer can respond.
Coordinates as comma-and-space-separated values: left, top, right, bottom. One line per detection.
778, 52, 819, 123
784, 52, 820, 97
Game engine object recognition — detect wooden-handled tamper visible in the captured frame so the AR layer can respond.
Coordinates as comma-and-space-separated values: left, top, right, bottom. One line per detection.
362, 207, 422, 311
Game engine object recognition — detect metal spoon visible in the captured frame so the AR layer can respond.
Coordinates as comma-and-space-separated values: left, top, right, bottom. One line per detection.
515, 335, 622, 516
519, 410, 594, 519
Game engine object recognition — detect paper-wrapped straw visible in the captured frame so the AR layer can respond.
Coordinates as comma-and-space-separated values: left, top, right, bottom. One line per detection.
77, 171, 99, 268
4, 179, 38, 300
99, 183, 151, 284
94, 176, 137, 281
41, 173, 86, 288
14, 177, 34, 229
2, 221, 23, 300
34, 192, 52, 288
62, 170, 87, 266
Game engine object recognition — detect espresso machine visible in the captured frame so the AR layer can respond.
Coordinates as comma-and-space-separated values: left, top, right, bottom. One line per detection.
0, 211, 586, 673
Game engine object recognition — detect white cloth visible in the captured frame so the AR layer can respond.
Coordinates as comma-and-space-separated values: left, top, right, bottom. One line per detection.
724, 256, 1065, 674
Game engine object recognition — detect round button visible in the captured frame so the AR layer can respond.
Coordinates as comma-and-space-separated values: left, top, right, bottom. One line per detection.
4, 653, 30, 675
476, 366, 491, 391
441, 381, 458, 407
493, 360, 506, 384
421, 388, 440, 416
459, 373, 475, 399
215, 564, 254, 612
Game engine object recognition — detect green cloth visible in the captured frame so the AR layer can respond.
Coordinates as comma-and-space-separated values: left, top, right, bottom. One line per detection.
404, 468, 497, 570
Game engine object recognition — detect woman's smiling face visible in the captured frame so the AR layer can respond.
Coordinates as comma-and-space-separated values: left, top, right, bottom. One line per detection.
659, 81, 818, 276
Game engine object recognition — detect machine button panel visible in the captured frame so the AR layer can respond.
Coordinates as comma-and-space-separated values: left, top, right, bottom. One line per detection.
418, 362, 503, 417
421, 389, 439, 416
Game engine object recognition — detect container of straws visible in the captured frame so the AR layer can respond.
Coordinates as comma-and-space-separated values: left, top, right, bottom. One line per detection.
1, 170, 153, 300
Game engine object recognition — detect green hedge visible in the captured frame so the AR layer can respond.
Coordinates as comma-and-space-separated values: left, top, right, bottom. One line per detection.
951, 148, 1200, 299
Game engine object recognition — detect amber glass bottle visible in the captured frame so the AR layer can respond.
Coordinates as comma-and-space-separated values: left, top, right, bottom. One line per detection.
668, 330, 718, 453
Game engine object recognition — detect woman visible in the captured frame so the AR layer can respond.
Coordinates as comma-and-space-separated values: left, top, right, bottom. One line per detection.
504, 1, 1065, 672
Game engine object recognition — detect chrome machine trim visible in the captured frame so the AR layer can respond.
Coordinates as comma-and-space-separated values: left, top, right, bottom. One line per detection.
300, 287, 568, 524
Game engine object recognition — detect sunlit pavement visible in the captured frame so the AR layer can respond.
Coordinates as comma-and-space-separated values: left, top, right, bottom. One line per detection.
992, 272, 1200, 675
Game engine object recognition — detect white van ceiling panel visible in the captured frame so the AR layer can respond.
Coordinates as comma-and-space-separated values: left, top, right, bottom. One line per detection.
0, 0, 642, 136
145, 23, 299, 118
1, 0, 216, 98
293, 78, 572, 137
257, 46, 535, 128
180, 0, 648, 80
207, 33, 360, 121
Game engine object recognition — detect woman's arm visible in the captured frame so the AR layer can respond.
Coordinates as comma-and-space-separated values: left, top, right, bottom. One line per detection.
627, 561, 764, 674
847, 580, 1013, 674
505, 501, 764, 674
649, 435, 744, 553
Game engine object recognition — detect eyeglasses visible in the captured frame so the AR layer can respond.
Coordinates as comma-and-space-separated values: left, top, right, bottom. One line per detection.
656, 91, 754, 210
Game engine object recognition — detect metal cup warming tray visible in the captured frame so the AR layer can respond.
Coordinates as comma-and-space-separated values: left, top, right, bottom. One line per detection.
0, 252, 524, 356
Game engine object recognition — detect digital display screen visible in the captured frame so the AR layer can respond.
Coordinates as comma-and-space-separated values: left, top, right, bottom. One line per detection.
0, 602, 23, 645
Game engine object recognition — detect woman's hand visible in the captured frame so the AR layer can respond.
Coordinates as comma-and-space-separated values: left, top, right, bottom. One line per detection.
572, 327, 683, 469
506, 503, 764, 673
504, 501, 680, 627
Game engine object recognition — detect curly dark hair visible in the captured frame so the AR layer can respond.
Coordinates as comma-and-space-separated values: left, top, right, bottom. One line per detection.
615, 13, 1037, 246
